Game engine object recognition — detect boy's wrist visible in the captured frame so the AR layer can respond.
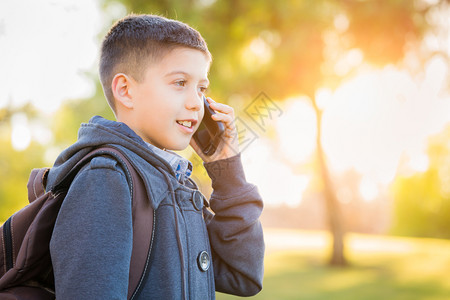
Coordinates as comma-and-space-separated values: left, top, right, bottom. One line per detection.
203, 153, 247, 197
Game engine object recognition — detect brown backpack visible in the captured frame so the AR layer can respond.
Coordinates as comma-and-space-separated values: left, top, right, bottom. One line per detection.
0, 147, 153, 300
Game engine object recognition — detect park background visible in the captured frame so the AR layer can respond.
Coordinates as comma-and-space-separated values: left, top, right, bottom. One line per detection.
1, 0, 449, 299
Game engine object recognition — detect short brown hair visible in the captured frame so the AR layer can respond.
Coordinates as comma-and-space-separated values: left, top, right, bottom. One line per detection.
99, 14, 211, 112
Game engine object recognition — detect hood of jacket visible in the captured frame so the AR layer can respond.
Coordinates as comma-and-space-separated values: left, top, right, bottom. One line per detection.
46, 115, 182, 209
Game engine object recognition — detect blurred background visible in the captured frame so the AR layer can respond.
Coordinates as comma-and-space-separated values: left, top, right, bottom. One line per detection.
1, 0, 449, 299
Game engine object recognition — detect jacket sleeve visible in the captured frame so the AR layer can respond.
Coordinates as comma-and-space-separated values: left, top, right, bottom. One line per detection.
49, 156, 133, 300
203, 154, 264, 296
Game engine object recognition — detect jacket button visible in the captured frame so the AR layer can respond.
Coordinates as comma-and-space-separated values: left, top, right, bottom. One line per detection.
197, 251, 210, 272
192, 190, 203, 211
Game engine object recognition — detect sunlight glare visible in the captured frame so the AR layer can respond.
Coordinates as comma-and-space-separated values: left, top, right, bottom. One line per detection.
408, 153, 430, 173
334, 48, 364, 76
0, 0, 102, 111
359, 176, 379, 202
276, 97, 317, 164
323, 63, 450, 186
242, 138, 310, 207
333, 14, 349, 33
11, 113, 31, 151
241, 36, 273, 71
315, 87, 333, 110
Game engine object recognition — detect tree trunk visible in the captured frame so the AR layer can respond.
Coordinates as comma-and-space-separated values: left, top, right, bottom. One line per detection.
312, 99, 347, 266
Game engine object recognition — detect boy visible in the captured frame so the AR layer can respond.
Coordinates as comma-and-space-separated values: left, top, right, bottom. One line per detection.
46, 14, 264, 299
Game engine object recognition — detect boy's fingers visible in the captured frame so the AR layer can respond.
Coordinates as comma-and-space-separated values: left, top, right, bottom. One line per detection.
208, 100, 234, 115
212, 112, 233, 125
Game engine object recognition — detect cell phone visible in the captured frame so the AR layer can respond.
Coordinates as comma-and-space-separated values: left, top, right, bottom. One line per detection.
193, 96, 225, 156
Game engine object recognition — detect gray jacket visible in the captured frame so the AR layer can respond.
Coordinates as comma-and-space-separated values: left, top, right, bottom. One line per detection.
46, 116, 264, 299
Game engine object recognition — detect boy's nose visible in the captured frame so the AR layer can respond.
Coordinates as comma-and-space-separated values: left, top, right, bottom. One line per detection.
186, 92, 202, 111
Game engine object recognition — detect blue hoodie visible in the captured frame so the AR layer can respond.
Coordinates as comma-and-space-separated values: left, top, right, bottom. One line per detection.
46, 116, 264, 299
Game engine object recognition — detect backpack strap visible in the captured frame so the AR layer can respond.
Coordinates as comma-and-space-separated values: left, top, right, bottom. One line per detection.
27, 168, 49, 203
55, 146, 153, 300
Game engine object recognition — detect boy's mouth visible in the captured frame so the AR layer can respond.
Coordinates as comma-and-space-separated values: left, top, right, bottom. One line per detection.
176, 119, 197, 129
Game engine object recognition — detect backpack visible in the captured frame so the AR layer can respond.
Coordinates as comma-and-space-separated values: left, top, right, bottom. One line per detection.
0, 146, 154, 300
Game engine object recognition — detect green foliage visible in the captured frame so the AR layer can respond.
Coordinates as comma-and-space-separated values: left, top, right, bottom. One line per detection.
51, 83, 114, 148
391, 125, 450, 239
0, 139, 46, 223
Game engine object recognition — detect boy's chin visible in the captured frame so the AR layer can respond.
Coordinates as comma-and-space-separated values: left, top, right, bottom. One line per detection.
166, 140, 190, 152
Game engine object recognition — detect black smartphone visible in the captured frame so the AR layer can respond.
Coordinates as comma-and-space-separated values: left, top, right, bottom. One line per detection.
193, 96, 225, 156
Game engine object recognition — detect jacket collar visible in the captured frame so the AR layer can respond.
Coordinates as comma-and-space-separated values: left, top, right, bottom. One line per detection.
145, 142, 193, 184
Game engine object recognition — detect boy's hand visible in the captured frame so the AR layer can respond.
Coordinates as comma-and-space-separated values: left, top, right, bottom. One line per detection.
190, 97, 239, 163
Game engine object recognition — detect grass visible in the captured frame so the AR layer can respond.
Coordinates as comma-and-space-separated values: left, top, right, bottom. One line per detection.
216, 228, 450, 300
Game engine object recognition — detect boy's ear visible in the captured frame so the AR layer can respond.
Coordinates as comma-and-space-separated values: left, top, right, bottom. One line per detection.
112, 73, 134, 109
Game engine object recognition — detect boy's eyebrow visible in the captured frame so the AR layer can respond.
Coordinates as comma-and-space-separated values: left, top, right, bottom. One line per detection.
165, 71, 210, 85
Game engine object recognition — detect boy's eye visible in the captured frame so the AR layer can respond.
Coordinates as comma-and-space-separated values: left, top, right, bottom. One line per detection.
199, 86, 208, 94
175, 80, 186, 87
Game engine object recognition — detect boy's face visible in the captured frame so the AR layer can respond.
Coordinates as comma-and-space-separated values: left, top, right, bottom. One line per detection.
129, 47, 210, 150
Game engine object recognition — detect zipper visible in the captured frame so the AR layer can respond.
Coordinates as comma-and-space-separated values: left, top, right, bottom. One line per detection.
3, 217, 13, 271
